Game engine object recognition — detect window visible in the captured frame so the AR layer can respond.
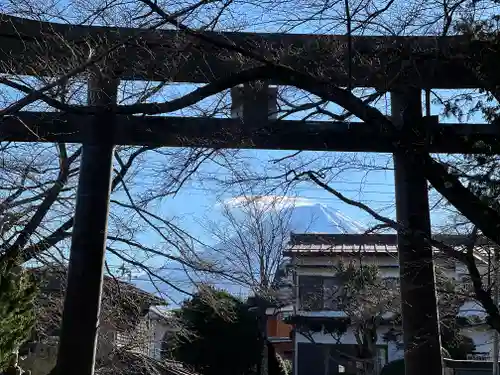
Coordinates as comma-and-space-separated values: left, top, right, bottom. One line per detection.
376, 345, 388, 369
323, 277, 342, 310
299, 276, 341, 311
383, 277, 399, 289
299, 276, 323, 311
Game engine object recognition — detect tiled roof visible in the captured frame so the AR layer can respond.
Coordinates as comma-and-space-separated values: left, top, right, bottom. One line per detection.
96, 350, 201, 375
289, 233, 398, 245
289, 233, 494, 246
27, 265, 166, 335
283, 243, 398, 256
283, 233, 494, 263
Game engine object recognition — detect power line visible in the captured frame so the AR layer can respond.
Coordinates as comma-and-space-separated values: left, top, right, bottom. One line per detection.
190, 172, 396, 187
182, 185, 396, 195
165, 189, 397, 204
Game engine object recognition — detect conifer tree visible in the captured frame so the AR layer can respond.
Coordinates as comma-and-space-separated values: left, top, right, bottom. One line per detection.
0, 258, 37, 372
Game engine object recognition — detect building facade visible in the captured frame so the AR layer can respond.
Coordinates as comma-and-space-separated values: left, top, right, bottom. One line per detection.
19, 266, 174, 375
267, 233, 497, 375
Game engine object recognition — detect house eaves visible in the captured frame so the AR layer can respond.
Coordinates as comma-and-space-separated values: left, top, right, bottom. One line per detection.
283, 233, 494, 265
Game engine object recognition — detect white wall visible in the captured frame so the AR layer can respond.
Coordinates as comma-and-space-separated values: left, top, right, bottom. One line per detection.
295, 266, 400, 279
460, 325, 496, 358
147, 307, 179, 360
294, 255, 457, 278
295, 323, 499, 364
288, 252, 496, 369
149, 319, 170, 359
291, 254, 458, 280
292, 255, 398, 269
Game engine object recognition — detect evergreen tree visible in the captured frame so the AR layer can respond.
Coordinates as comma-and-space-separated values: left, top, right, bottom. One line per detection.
170, 285, 283, 375
0, 258, 37, 372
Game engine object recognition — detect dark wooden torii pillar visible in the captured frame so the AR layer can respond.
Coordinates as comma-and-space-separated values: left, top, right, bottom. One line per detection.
392, 89, 443, 375
55, 72, 118, 375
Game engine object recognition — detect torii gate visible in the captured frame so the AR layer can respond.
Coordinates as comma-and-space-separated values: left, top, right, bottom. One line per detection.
0, 13, 498, 375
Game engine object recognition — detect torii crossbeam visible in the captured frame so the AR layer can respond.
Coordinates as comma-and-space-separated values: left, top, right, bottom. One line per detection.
0, 14, 498, 375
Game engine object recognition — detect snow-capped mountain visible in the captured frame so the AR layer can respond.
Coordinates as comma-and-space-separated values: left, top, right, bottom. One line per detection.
223, 195, 365, 235
284, 202, 365, 234
130, 198, 365, 303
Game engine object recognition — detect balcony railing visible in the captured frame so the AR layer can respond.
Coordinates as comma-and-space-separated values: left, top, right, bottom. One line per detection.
466, 353, 491, 361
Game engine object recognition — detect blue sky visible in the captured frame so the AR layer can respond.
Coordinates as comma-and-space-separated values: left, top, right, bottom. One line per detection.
160, 153, 397, 239
136, 86, 487, 243
101, 83, 489, 302
6, 77, 487, 302
3, 8, 492, 299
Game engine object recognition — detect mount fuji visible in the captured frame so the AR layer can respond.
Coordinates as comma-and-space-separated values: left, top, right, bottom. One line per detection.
130, 199, 365, 302
283, 202, 365, 234
223, 196, 365, 234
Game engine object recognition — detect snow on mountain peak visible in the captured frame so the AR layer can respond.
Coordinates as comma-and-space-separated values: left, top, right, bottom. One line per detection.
223, 195, 318, 211
284, 202, 365, 234
224, 195, 365, 234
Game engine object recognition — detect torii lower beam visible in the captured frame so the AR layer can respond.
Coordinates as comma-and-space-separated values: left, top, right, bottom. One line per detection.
1, 112, 499, 154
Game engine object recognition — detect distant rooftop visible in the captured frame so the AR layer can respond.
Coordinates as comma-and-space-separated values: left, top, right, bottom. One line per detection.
284, 233, 495, 258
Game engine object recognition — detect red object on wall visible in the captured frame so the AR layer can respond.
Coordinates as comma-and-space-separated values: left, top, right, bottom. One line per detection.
267, 314, 293, 338
267, 313, 294, 361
